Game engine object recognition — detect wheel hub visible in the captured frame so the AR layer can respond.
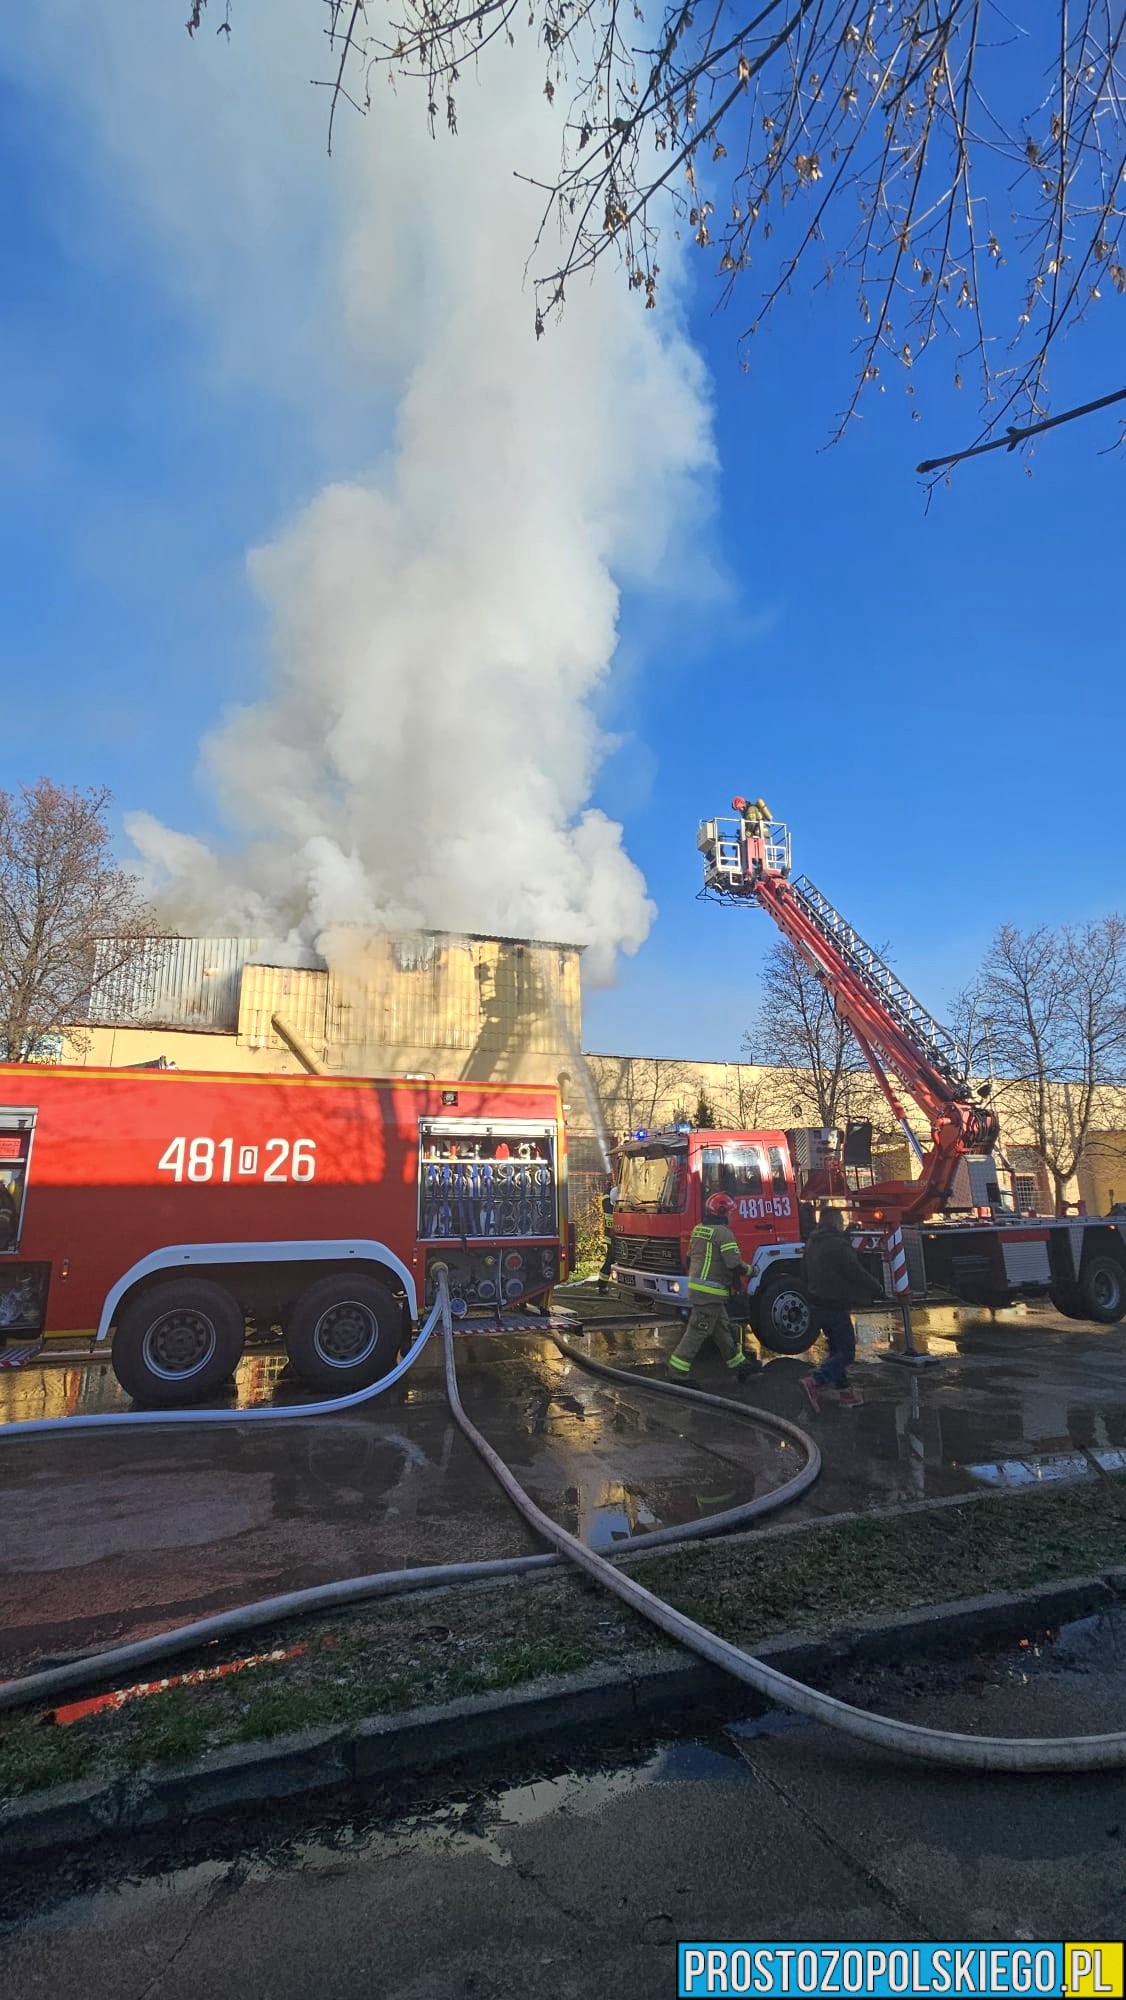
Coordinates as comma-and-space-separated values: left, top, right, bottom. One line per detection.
773, 1290, 811, 1336
1092, 1267, 1121, 1312
313, 1300, 379, 1368
143, 1309, 218, 1381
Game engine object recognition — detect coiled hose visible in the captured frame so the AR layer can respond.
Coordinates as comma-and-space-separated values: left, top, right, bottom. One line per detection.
5, 1279, 1126, 1769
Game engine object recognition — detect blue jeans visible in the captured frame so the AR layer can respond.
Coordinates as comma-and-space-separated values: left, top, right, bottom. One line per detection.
812, 1307, 855, 1389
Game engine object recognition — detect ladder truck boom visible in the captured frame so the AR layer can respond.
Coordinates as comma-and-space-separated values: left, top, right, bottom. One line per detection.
697, 801, 999, 1226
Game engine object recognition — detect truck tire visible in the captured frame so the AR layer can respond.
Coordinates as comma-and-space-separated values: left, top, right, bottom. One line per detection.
754, 1272, 817, 1355
284, 1273, 402, 1391
1048, 1282, 1084, 1321
112, 1278, 246, 1406
1078, 1253, 1126, 1325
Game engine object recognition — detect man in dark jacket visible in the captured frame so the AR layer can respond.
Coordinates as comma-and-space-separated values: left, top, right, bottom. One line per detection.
800, 1208, 883, 1411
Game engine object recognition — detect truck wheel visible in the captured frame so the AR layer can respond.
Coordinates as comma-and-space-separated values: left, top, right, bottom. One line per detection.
1078, 1254, 1126, 1325
1048, 1282, 1084, 1321
285, 1273, 401, 1390
112, 1279, 246, 1405
754, 1274, 817, 1355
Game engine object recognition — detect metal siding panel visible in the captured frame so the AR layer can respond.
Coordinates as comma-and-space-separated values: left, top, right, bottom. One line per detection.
90, 926, 584, 1074
89, 937, 263, 1031
1003, 1239, 1051, 1285
238, 965, 328, 1050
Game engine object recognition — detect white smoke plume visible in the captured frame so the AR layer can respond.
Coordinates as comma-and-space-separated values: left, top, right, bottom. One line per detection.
15, 7, 715, 984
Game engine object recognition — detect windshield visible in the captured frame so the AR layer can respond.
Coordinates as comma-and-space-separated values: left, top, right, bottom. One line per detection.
616, 1150, 687, 1213
700, 1143, 767, 1200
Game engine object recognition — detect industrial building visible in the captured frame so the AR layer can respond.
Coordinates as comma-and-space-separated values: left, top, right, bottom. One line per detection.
55, 930, 1126, 1218
82, 931, 583, 1086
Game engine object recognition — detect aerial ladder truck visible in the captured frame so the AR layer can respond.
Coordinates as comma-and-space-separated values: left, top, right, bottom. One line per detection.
701, 799, 1000, 1228
607, 802, 1126, 1350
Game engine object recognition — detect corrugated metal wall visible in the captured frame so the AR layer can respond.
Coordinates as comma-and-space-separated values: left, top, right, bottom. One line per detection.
238, 964, 330, 1052
89, 938, 266, 1031
324, 934, 581, 1074
89, 928, 584, 1083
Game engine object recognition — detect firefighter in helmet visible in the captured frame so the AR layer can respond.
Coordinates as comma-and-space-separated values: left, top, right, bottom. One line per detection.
735, 795, 773, 838
669, 1192, 759, 1382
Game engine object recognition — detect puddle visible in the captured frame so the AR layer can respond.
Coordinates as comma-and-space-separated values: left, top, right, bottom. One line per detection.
801, 1603, 1126, 1732
964, 1451, 1097, 1487
0, 1347, 299, 1425
7, 1727, 747, 1936
982, 1607, 1126, 1683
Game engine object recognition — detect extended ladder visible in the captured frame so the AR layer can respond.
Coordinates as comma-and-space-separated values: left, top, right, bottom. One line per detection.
786, 875, 967, 1092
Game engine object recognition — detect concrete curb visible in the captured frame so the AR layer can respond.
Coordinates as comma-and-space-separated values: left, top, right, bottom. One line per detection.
4, 1566, 1126, 1857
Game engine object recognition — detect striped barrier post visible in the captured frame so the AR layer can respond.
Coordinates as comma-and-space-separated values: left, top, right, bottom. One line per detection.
881, 1224, 940, 1367
886, 1226, 910, 1296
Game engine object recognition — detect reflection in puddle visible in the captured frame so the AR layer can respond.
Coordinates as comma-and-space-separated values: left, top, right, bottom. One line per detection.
0, 1347, 298, 1425
965, 1451, 1094, 1486
965, 1447, 1126, 1486
988, 1607, 1126, 1683
17, 1733, 747, 1937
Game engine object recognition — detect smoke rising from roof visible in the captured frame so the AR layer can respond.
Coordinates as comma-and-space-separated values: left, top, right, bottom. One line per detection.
17, 4, 716, 984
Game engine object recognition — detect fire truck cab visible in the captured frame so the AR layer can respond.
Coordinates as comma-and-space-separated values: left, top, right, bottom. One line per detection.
610, 1126, 822, 1351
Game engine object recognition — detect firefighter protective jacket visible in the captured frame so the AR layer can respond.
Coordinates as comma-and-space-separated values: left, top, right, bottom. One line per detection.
687, 1221, 746, 1298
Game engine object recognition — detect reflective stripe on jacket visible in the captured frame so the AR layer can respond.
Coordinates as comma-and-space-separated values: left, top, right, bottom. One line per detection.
687, 1221, 744, 1297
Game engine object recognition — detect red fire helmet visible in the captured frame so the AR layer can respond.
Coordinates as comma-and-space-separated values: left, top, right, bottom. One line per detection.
705, 1192, 735, 1219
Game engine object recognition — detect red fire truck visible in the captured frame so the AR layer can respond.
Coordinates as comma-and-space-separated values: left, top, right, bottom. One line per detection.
609, 802, 1126, 1349
0, 1066, 569, 1404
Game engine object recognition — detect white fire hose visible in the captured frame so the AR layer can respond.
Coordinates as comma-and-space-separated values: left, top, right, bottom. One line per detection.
3, 1275, 1126, 1770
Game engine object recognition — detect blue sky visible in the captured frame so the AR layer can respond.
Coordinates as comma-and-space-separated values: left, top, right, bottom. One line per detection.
2, 11, 1124, 1065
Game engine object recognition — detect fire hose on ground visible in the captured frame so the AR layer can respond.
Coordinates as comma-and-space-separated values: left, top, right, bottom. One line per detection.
3, 1275, 1126, 1770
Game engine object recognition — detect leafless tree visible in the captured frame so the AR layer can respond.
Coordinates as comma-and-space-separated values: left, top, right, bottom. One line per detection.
195, 1, 1126, 449
0, 780, 157, 1063
744, 934, 868, 1125
965, 917, 1126, 1211
587, 1052, 703, 1136
720, 1064, 774, 1129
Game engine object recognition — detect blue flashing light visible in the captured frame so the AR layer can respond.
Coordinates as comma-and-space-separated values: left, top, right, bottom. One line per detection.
633, 1128, 648, 1141
674, 1122, 692, 1134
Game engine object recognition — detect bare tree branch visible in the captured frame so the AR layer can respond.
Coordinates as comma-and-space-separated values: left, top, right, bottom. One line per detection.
962, 916, 1126, 1211
745, 935, 868, 1127
917, 379, 1126, 469
188, 2, 1126, 448
0, 779, 158, 1062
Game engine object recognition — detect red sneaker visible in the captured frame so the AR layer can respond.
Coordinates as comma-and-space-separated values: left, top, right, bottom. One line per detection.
800, 1374, 821, 1414
838, 1388, 864, 1408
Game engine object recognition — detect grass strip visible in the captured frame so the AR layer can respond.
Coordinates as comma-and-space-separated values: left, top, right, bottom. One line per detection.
4, 1474, 1126, 1802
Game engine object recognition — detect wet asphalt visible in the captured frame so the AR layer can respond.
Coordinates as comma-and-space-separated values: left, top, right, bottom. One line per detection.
4, 1296, 1126, 1988
2, 1293, 1126, 1677
3, 1610, 1126, 1992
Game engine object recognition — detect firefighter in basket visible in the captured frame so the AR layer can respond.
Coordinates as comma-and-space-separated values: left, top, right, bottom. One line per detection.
669, 1192, 760, 1383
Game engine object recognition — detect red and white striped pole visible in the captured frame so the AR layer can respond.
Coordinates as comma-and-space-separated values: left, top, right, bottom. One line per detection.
886, 1226, 910, 1297
884, 1224, 924, 1361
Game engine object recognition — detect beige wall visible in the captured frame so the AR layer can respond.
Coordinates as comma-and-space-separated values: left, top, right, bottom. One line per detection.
584, 1052, 894, 1136
66, 934, 584, 1096
1079, 1131, 1126, 1214
66, 1023, 305, 1075
239, 936, 582, 1086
